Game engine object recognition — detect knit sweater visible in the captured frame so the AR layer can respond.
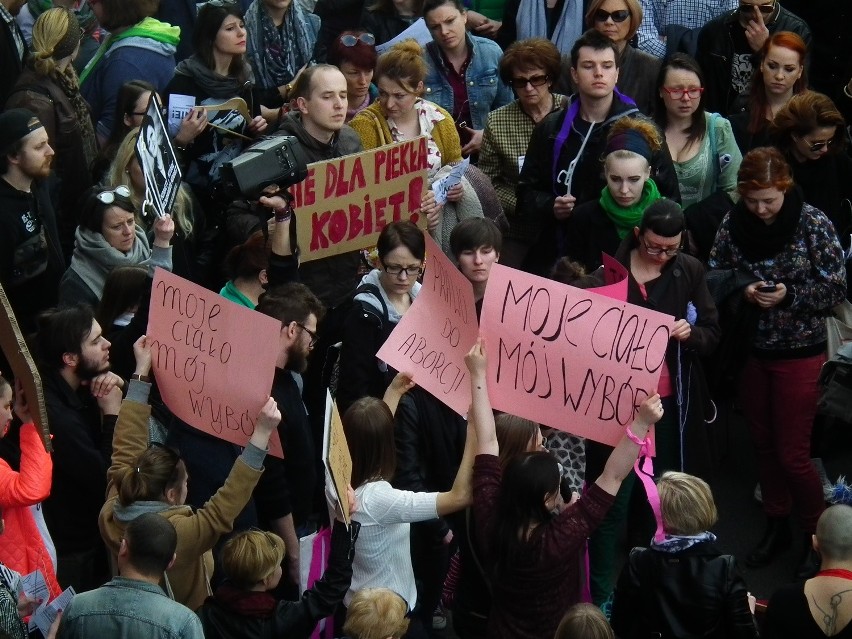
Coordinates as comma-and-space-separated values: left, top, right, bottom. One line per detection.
347, 100, 462, 165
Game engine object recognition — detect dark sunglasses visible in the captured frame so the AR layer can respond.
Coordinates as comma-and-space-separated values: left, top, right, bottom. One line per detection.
509, 74, 550, 89
738, 1, 775, 15
593, 9, 630, 22
340, 33, 376, 46
804, 138, 834, 153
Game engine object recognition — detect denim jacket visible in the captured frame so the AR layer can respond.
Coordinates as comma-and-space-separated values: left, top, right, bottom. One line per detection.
423, 34, 513, 131
60, 577, 205, 639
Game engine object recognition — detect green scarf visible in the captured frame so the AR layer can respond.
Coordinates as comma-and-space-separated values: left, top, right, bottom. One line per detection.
599, 179, 662, 239
80, 17, 180, 85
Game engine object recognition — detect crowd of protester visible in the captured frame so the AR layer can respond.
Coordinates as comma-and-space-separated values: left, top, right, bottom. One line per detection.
0, 0, 851, 636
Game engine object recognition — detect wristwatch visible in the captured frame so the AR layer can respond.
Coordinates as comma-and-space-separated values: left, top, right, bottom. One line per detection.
130, 373, 151, 383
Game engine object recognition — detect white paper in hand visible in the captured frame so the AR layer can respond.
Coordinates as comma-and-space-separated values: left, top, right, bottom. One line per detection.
431, 157, 470, 205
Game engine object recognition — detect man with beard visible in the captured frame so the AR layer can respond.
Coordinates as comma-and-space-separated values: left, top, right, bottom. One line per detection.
0, 108, 64, 334
255, 282, 325, 589
35, 304, 124, 592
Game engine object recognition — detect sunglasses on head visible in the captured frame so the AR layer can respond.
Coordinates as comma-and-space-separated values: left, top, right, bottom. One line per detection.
738, 1, 775, 15
340, 33, 376, 47
593, 9, 630, 22
509, 74, 550, 89
95, 185, 132, 205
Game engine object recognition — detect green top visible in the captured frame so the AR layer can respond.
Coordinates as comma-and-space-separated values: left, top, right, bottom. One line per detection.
219, 280, 254, 309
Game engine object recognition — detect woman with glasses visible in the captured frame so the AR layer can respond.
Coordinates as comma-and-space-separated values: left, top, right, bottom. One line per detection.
564, 118, 664, 272
58, 185, 175, 308
335, 221, 424, 413
653, 54, 742, 261
244, 0, 319, 110
583, 198, 720, 606
555, 0, 660, 115
478, 38, 565, 268
100, 335, 283, 612
6, 8, 97, 260
422, 0, 512, 156
165, 1, 267, 214
729, 31, 807, 153
708, 147, 846, 575
770, 91, 852, 283
327, 31, 378, 122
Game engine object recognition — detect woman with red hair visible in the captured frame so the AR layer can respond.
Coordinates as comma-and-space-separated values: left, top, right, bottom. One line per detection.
327, 31, 379, 122
729, 31, 807, 153
708, 147, 846, 577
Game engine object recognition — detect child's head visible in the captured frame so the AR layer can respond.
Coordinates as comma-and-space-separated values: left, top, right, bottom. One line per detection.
343, 588, 410, 639
221, 530, 286, 590
0, 376, 11, 433
555, 603, 614, 639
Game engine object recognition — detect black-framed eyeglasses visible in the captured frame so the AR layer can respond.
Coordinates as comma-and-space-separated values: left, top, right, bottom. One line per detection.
340, 33, 376, 46
295, 322, 318, 347
661, 86, 704, 100
509, 74, 550, 89
384, 264, 423, 278
96, 185, 132, 205
738, 1, 775, 15
593, 8, 630, 22
641, 237, 680, 257
803, 138, 834, 153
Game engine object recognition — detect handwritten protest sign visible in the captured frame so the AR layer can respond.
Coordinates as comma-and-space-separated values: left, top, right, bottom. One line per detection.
291, 137, 429, 262
147, 269, 284, 457
377, 233, 478, 415
323, 390, 352, 525
136, 93, 182, 219
479, 264, 674, 446
0, 283, 50, 450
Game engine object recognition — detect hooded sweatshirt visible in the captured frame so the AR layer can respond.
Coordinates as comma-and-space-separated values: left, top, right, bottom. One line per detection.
81, 17, 180, 139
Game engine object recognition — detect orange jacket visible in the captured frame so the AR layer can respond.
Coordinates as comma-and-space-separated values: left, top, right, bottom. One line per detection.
0, 423, 61, 598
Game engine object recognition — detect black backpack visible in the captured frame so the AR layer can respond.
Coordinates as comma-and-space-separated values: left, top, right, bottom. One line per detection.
320, 283, 389, 397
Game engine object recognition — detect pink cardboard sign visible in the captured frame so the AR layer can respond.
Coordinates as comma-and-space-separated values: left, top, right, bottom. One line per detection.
592, 253, 628, 301
376, 233, 478, 415
147, 269, 284, 457
479, 264, 674, 446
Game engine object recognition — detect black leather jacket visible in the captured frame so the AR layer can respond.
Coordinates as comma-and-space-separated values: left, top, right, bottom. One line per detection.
695, 5, 811, 116
611, 542, 759, 639
198, 520, 359, 639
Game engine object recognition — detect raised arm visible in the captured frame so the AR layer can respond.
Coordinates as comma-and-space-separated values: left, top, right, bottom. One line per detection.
464, 338, 498, 456
382, 373, 415, 416
595, 393, 664, 496
435, 420, 476, 516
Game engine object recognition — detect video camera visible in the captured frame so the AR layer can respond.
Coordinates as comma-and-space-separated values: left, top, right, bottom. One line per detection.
220, 135, 309, 199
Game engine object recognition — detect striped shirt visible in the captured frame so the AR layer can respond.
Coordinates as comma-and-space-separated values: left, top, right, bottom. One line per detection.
637, 0, 738, 57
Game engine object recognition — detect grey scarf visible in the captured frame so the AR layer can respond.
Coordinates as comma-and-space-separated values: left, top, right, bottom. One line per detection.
516, 0, 582, 54
69, 226, 151, 300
